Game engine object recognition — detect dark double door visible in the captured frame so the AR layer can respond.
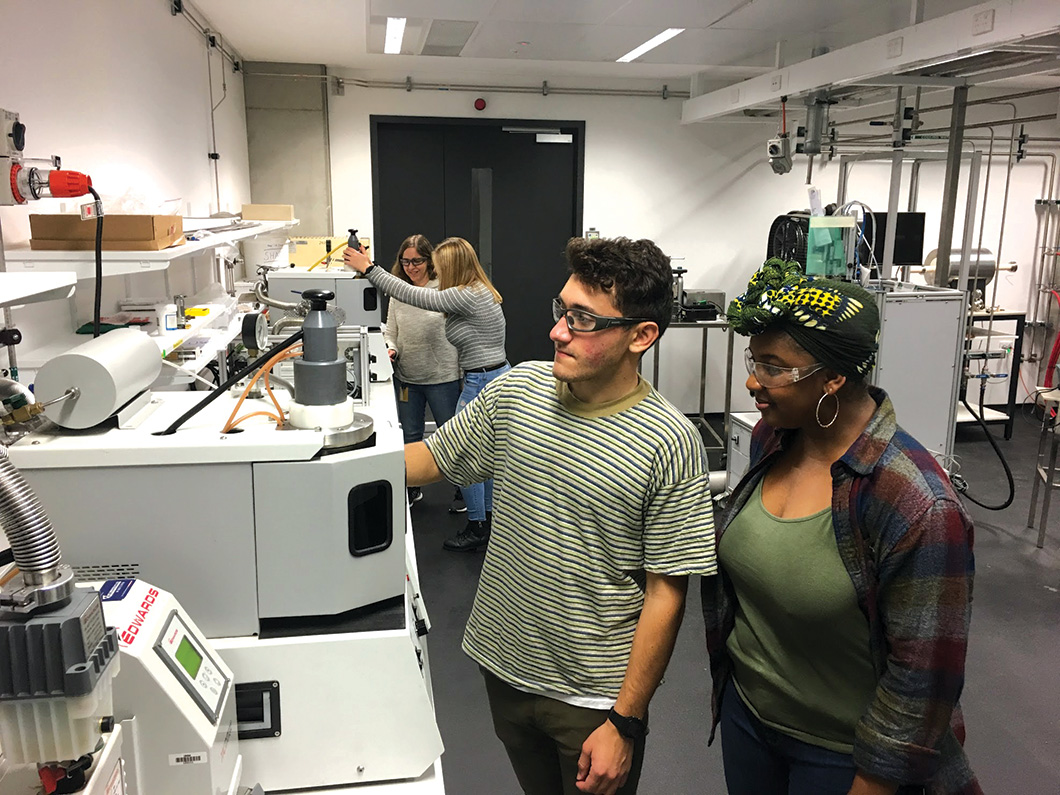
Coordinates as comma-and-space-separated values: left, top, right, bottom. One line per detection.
371, 117, 585, 365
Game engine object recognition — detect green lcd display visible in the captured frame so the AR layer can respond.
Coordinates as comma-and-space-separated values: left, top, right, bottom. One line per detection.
175, 636, 203, 679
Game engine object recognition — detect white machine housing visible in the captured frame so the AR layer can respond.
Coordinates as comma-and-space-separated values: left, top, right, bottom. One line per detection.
267, 268, 382, 328
9, 380, 407, 639
870, 279, 965, 461
0, 581, 242, 795
7, 340, 444, 790
100, 579, 241, 795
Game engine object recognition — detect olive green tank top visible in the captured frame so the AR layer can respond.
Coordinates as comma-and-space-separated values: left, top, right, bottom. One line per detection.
720, 479, 877, 752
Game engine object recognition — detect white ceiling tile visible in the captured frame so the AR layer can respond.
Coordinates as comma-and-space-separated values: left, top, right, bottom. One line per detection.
370, 0, 497, 22
485, 0, 629, 25
605, 0, 769, 29
191, 0, 1043, 87
462, 21, 599, 60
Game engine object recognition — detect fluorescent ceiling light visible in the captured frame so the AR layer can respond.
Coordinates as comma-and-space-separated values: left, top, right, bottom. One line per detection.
617, 28, 684, 63
384, 17, 407, 55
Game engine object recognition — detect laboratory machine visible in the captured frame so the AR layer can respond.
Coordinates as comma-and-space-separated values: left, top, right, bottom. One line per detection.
0, 442, 244, 795
5, 286, 443, 791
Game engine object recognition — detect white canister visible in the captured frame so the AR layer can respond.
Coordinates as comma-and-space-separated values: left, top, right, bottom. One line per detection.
34, 329, 162, 429
242, 232, 291, 273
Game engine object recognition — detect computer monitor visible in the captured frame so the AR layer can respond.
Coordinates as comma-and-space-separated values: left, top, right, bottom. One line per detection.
858, 212, 926, 267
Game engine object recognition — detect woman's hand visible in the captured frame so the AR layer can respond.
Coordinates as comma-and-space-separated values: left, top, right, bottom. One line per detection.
343, 245, 373, 274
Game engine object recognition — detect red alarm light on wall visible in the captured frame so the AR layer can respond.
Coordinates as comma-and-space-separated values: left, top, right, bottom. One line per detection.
474, 98, 487, 111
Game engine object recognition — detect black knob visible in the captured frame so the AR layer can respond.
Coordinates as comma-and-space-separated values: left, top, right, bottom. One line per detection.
9, 121, 26, 151
301, 288, 334, 310
347, 228, 363, 253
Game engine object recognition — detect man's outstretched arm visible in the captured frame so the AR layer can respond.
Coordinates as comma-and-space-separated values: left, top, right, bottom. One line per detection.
406, 441, 444, 486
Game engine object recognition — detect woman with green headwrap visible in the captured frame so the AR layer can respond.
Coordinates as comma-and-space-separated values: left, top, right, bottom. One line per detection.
702, 260, 981, 795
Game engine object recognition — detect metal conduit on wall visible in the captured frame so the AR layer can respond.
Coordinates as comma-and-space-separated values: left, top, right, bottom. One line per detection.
242, 70, 690, 100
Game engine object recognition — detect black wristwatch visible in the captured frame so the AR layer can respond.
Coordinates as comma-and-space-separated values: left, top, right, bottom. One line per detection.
607, 708, 649, 740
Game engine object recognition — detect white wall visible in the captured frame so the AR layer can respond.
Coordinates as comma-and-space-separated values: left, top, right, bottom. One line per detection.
0, 0, 252, 548
329, 79, 818, 413
0, 0, 252, 357
0, 0, 251, 241
329, 77, 1059, 414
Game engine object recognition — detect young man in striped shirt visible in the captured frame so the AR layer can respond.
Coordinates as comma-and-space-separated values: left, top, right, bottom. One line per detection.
406, 236, 717, 795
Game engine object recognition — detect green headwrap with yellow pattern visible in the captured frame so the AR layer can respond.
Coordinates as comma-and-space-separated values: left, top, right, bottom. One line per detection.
727, 259, 880, 378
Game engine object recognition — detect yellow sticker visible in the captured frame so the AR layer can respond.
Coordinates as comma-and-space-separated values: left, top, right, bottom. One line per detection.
185, 308, 210, 317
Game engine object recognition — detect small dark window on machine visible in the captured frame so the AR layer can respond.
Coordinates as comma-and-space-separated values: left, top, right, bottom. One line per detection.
348, 480, 393, 556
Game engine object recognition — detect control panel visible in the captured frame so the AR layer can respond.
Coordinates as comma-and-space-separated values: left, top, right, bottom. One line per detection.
154, 610, 230, 724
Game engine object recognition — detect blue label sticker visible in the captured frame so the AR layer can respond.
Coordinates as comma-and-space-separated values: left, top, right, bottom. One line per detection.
100, 579, 136, 602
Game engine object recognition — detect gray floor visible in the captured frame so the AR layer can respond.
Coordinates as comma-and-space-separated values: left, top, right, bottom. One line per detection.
412, 413, 1060, 794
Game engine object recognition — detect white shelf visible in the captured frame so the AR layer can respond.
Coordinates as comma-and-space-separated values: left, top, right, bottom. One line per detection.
17, 302, 239, 371
0, 272, 77, 308
955, 404, 1008, 424
1, 219, 297, 280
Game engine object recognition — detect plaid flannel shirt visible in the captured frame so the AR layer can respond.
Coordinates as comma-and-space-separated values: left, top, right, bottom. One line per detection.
702, 388, 982, 794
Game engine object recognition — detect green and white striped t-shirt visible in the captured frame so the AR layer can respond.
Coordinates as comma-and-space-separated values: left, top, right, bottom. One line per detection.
425, 361, 717, 701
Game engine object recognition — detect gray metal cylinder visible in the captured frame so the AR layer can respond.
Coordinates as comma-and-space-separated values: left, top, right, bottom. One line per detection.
0, 446, 61, 584
804, 91, 831, 157
294, 292, 347, 406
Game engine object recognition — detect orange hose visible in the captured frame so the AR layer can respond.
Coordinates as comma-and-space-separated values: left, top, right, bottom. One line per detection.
262, 347, 304, 419
222, 344, 303, 432
225, 410, 285, 432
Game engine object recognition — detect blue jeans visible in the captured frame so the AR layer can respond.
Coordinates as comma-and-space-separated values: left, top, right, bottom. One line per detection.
458, 363, 510, 521
720, 678, 861, 795
394, 377, 461, 445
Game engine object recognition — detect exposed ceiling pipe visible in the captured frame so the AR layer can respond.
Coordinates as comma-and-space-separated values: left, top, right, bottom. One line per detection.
243, 70, 690, 99
832, 87, 1060, 127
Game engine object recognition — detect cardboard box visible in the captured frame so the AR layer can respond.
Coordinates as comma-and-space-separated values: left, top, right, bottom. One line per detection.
241, 204, 295, 222
29, 214, 184, 251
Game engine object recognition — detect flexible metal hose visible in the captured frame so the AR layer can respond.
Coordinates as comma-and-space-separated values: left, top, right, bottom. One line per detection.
0, 446, 61, 584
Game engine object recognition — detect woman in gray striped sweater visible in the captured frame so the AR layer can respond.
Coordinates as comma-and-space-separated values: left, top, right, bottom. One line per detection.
384, 234, 461, 506
345, 236, 508, 551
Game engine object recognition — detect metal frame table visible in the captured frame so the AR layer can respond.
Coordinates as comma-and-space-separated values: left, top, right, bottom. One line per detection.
643, 318, 735, 456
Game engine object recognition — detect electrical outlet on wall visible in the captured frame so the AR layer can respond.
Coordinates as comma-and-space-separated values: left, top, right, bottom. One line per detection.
771, 74, 783, 91
972, 9, 995, 35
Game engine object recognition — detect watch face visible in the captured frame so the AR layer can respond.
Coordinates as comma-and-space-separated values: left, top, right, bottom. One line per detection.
609, 708, 647, 739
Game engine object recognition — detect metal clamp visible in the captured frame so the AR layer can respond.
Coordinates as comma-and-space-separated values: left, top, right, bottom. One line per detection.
0, 565, 76, 615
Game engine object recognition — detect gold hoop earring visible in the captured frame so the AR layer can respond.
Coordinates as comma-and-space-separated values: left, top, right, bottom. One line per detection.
816, 391, 840, 428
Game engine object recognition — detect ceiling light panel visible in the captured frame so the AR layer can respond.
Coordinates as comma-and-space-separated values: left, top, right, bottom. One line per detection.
617, 28, 685, 62
588, 26, 775, 66
384, 17, 407, 53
